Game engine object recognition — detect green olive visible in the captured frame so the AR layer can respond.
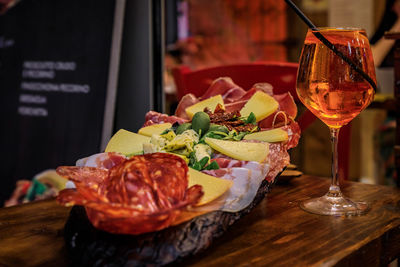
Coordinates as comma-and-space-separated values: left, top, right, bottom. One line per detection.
192, 112, 210, 135
176, 122, 192, 135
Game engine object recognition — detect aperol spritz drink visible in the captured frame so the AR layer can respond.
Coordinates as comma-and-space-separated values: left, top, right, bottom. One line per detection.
297, 28, 376, 216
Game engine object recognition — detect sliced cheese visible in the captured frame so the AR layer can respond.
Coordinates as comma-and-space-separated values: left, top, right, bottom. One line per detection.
138, 123, 172, 137
35, 170, 68, 190
188, 168, 233, 206
185, 95, 224, 119
240, 91, 279, 122
105, 129, 150, 156
205, 137, 269, 162
243, 128, 288, 142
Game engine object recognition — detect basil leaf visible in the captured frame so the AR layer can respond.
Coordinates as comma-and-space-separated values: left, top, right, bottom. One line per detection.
198, 156, 209, 169
199, 131, 226, 143
233, 132, 247, 141
188, 151, 197, 166
190, 156, 211, 171
191, 162, 202, 171
204, 160, 220, 170
246, 112, 257, 124
160, 122, 180, 135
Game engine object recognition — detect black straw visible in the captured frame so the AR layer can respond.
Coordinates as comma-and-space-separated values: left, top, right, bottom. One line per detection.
285, 0, 317, 30
284, 0, 377, 92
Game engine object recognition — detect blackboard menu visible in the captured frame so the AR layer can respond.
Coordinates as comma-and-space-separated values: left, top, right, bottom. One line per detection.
0, 0, 117, 204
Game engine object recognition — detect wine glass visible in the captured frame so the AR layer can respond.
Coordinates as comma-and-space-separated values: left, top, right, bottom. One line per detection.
296, 27, 376, 216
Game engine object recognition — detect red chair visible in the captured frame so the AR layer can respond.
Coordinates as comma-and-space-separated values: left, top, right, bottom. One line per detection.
172, 62, 352, 180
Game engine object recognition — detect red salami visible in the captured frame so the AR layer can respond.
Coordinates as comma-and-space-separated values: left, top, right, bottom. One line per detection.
266, 143, 290, 181
57, 153, 203, 235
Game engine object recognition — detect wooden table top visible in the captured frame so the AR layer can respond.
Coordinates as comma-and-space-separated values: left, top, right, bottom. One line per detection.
1, 175, 400, 266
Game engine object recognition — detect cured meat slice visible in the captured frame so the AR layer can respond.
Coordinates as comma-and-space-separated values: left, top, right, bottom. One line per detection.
273, 92, 297, 118
76, 152, 127, 169
56, 153, 204, 235
210, 142, 289, 182
144, 153, 189, 203
224, 99, 247, 112
223, 84, 272, 112
258, 110, 289, 129
57, 167, 109, 203
252, 83, 274, 96
222, 86, 247, 103
175, 93, 199, 119
144, 111, 188, 127
281, 122, 301, 150
200, 77, 246, 103
257, 119, 300, 150
101, 153, 189, 210
56, 166, 108, 189
266, 143, 290, 181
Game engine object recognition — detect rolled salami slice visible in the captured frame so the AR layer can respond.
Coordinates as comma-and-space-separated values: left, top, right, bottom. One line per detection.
56, 153, 203, 235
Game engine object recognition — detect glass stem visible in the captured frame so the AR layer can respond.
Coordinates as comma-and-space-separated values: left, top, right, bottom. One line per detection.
327, 127, 342, 198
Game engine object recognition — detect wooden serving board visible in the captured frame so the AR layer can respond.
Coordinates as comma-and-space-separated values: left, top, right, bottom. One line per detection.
63, 179, 276, 266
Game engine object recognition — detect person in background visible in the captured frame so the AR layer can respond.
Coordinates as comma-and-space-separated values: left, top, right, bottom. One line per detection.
370, 0, 400, 67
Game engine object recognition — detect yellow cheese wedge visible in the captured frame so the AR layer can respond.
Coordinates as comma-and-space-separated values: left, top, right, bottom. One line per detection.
105, 129, 150, 156
138, 123, 172, 137
35, 170, 68, 190
205, 137, 269, 162
188, 168, 233, 206
243, 128, 288, 142
240, 91, 279, 122
185, 95, 225, 119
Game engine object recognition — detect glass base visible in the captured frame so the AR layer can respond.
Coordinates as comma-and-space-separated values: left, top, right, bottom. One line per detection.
300, 194, 369, 216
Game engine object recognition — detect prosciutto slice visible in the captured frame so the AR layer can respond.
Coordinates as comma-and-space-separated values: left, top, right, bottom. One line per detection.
200, 77, 246, 103
76, 152, 127, 169
198, 142, 289, 212
143, 111, 188, 127
209, 142, 290, 182
174, 94, 199, 120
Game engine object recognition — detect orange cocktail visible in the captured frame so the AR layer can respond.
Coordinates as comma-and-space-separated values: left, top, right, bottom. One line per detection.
296, 28, 376, 216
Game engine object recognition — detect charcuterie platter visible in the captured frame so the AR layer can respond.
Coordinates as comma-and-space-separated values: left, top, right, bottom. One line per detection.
58, 77, 301, 266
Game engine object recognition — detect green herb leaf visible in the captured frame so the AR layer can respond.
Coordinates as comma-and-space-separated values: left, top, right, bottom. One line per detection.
233, 132, 247, 141
204, 160, 220, 170
199, 131, 226, 143
188, 151, 197, 165
198, 156, 209, 169
190, 156, 209, 171
160, 122, 180, 135
191, 161, 202, 171
125, 151, 144, 158
246, 112, 257, 124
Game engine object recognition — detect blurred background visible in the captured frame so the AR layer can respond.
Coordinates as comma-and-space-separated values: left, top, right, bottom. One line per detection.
0, 0, 397, 206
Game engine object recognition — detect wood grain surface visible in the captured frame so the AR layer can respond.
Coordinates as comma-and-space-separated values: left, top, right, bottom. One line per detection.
0, 199, 70, 266
180, 176, 400, 267
0, 175, 399, 266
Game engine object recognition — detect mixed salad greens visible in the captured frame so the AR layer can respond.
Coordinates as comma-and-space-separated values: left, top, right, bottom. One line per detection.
142, 111, 258, 171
